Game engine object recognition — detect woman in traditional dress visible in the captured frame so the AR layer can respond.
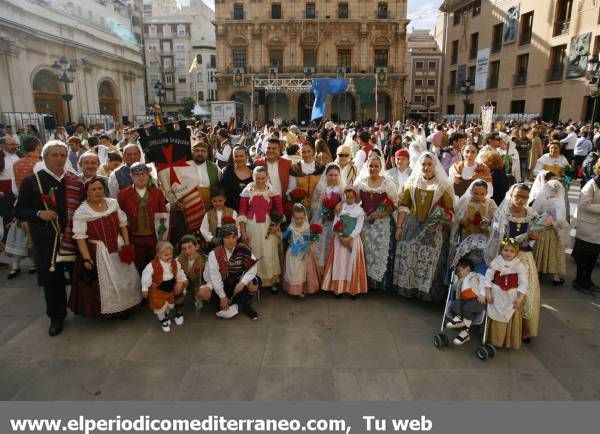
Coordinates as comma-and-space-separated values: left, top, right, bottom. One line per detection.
221, 145, 253, 212
355, 154, 397, 291
287, 141, 325, 213
238, 166, 284, 290
453, 179, 497, 240
69, 177, 142, 318
532, 179, 569, 285
322, 184, 367, 297
310, 163, 345, 273
486, 183, 541, 342
393, 152, 455, 302
532, 140, 569, 178
448, 143, 492, 197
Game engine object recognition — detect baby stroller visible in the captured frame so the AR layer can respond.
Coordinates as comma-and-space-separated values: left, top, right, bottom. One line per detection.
433, 234, 496, 361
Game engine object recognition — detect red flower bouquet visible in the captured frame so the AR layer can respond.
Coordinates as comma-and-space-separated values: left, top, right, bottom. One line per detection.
41, 187, 57, 210
283, 201, 294, 220
376, 196, 396, 213
309, 223, 323, 242
119, 245, 135, 264
321, 197, 339, 221
333, 220, 345, 235
289, 188, 308, 204
472, 211, 482, 226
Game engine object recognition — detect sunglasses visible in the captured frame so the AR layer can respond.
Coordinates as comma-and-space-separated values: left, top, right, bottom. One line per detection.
337, 154, 350, 157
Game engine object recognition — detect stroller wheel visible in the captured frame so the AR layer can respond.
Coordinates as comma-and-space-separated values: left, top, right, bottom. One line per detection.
433, 334, 443, 349
476, 346, 489, 361
485, 344, 496, 358
441, 333, 450, 347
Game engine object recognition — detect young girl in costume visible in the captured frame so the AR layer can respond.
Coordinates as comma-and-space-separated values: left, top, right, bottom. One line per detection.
141, 241, 188, 332
282, 204, 320, 297
310, 163, 345, 274
480, 238, 528, 350
322, 185, 367, 298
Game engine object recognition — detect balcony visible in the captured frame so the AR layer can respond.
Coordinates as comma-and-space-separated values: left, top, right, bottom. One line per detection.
553, 20, 570, 37
546, 65, 564, 82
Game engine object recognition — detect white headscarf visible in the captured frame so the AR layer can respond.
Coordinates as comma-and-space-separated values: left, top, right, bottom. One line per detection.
355, 148, 386, 182
532, 179, 570, 247
402, 151, 455, 213
452, 179, 498, 241
310, 162, 346, 222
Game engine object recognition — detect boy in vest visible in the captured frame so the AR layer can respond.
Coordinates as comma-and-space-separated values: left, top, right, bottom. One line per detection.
199, 187, 239, 248
178, 234, 212, 311
141, 241, 188, 332
206, 224, 260, 320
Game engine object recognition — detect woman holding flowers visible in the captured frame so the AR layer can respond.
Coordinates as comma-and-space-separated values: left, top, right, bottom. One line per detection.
486, 183, 542, 342
310, 163, 345, 273
355, 154, 398, 291
393, 152, 455, 302
238, 166, 284, 290
282, 203, 321, 297
322, 185, 367, 297
287, 141, 325, 216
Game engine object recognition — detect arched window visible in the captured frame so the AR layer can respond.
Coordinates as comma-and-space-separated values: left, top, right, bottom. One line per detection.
198, 91, 204, 101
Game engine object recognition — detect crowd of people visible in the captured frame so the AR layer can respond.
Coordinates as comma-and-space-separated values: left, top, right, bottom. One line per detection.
1, 117, 599, 350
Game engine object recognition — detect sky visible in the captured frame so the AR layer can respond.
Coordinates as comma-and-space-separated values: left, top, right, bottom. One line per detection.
179, 0, 442, 31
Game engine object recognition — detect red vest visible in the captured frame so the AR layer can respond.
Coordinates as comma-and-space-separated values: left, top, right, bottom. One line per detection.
493, 271, 519, 292
150, 258, 178, 286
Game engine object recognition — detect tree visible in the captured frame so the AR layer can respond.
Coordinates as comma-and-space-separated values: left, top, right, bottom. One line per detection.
180, 96, 195, 117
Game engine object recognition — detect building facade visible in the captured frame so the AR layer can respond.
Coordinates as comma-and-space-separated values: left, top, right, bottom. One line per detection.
143, 0, 217, 117
405, 29, 443, 121
214, 0, 409, 124
436, 0, 600, 122
0, 0, 146, 127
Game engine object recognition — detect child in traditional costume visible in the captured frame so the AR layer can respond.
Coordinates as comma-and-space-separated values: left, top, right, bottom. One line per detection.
178, 235, 212, 311
199, 187, 238, 247
445, 257, 485, 345
282, 204, 320, 297
141, 241, 188, 332
322, 185, 367, 297
206, 223, 260, 320
480, 238, 528, 350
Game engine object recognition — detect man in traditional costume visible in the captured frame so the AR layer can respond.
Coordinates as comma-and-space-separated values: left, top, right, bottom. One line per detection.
15, 140, 84, 336
215, 128, 233, 169
253, 136, 292, 196
206, 224, 260, 320
118, 162, 168, 273
108, 143, 142, 198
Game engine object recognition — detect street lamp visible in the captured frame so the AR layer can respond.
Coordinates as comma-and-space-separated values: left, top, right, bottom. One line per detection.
587, 54, 600, 124
51, 56, 77, 124
460, 79, 473, 125
154, 80, 165, 104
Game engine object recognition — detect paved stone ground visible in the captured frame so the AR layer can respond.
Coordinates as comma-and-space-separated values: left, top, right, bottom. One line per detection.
0, 184, 599, 400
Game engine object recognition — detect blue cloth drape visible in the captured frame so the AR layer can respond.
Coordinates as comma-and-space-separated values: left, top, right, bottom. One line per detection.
311, 78, 349, 121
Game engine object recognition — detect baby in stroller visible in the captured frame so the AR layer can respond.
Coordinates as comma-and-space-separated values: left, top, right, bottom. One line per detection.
445, 257, 486, 345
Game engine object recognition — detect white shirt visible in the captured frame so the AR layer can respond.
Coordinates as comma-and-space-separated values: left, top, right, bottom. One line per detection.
354, 148, 368, 173
194, 161, 210, 187
560, 132, 578, 150
574, 137, 592, 157
0, 152, 19, 187
215, 141, 232, 163
267, 160, 282, 194
141, 258, 187, 292
199, 208, 239, 243
207, 248, 257, 299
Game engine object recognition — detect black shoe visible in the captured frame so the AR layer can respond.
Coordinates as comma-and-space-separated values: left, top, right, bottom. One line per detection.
7, 269, 20, 279
552, 278, 565, 286
588, 281, 600, 292
48, 320, 64, 337
243, 304, 258, 320
28, 267, 37, 274
573, 280, 593, 295
350, 294, 358, 300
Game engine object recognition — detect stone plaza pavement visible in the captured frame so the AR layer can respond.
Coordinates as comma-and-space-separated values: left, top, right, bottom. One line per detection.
0, 257, 599, 401
0, 184, 599, 401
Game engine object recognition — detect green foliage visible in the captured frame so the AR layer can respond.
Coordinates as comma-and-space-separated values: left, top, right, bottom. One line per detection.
179, 96, 196, 117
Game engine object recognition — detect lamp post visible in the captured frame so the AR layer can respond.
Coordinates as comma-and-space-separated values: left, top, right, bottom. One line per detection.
403, 98, 410, 123
587, 54, 600, 124
153, 80, 165, 126
51, 56, 77, 125
154, 80, 165, 104
460, 79, 473, 125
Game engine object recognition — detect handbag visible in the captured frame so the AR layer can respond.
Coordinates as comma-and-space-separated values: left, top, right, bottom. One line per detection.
4, 222, 28, 257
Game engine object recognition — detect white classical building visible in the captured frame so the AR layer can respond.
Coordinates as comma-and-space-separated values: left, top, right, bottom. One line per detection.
0, 0, 146, 130
144, 0, 217, 117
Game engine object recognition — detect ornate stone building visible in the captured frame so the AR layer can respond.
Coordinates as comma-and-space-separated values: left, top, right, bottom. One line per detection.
214, 0, 409, 124
0, 0, 146, 127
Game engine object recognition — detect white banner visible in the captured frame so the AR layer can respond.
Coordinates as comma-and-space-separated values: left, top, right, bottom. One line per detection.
474, 48, 490, 91
481, 105, 495, 134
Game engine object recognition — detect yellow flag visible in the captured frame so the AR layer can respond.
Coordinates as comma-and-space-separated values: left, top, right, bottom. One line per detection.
188, 56, 198, 74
